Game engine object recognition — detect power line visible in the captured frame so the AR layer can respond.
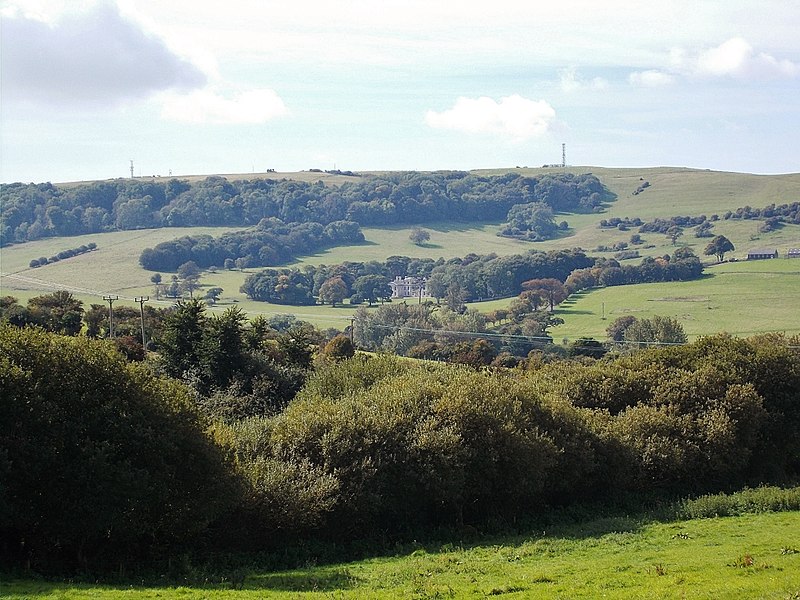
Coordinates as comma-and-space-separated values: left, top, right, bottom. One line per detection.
360, 322, 800, 349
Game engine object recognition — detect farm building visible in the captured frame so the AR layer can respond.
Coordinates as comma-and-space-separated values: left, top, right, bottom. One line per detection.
747, 248, 778, 260
389, 276, 428, 299
788, 248, 800, 259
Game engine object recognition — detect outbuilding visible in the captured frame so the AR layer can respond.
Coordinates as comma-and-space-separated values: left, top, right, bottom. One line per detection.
747, 248, 778, 260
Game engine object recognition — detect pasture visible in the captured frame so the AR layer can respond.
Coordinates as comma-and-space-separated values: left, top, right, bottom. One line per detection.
551, 258, 800, 341
3, 510, 799, 599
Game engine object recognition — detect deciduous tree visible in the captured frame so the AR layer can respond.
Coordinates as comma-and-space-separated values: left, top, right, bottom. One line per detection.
704, 235, 735, 262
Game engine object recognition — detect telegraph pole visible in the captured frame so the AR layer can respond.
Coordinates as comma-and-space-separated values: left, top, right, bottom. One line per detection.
103, 295, 119, 338
135, 296, 149, 349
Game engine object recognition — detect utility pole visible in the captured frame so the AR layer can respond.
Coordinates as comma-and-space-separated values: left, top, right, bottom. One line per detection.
130, 160, 134, 178
135, 296, 149, 349
349, 317, 355, 343
103, 295, 119, 338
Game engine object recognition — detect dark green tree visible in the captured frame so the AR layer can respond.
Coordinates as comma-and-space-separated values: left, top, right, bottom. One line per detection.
204, 287, 223, 305
157, 299, 207, 379
606, 315, 638, 342
201, 306, 247, 390
409, 227, 431, 246
352, 274, 391, 306
623, 315, 687, 347
704, 235, 735, 262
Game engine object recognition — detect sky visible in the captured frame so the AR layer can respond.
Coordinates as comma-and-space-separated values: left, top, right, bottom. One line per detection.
1, 0, 799, 183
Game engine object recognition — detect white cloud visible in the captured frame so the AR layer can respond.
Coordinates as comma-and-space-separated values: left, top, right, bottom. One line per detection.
425, 95, 556, 140
559, 68, 609, 93
675, 37, 799, 80
628, 69, 675, 87
0, 2, 206, 106
159, 88, 288, 124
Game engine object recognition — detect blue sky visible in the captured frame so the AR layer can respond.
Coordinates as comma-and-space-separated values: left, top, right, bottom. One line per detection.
1, 0, 799, 183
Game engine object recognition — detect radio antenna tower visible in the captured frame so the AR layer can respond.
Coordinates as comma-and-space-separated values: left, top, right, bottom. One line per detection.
562, 143, 566, 168
130, 160, 134, 178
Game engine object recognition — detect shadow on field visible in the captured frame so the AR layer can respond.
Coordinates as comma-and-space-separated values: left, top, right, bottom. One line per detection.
246, 566, 359, 592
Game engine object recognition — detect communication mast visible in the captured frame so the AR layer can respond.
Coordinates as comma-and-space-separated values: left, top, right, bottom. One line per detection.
562, 143, 566, 168
130, 160, 134, 178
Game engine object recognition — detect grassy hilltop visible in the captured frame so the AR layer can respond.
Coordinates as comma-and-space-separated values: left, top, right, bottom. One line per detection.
2, 166, 799, 336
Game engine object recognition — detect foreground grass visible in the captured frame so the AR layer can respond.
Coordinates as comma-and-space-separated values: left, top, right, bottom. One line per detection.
3, 510, 799, 599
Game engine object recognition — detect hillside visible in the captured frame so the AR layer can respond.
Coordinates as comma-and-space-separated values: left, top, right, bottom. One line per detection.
2, 166, 798, 337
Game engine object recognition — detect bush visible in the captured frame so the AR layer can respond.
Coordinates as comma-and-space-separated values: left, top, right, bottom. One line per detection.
0, 325, 236, 570
678, 486, 800, 519
322, 334, 355, 360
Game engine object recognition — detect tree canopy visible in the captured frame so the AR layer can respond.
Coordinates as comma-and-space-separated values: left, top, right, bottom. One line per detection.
704, 235, 735, 262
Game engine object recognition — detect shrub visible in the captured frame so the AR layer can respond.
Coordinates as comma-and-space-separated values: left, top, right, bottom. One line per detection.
678, 486, 800, 519
322, 334, 355, 360
0, 324, 236, 570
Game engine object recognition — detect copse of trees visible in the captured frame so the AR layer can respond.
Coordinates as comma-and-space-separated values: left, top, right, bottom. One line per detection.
139, 219, 365, 272
1, 172, 609, 246
237, 246, 702, 310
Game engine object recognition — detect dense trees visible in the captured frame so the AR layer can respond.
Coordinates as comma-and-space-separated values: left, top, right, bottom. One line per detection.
235, 246, 702, 309
3, 320, 799, 572
139, 219, 365, 272
239, 269, 316, 304
0, 291, 85, 335
0, 324, 235, 569
2, 172, 609, 247
499, 202, 559, 241
622, 315, 688, 347
561, 249, 704, 295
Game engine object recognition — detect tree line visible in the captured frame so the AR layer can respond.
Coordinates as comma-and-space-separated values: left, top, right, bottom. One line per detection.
1, 172, 610, 247
237, 246, 704, 309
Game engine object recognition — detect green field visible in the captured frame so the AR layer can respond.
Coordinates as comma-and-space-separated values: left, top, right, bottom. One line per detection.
3, 510, 799, 599
550, 259, 800, 341
2, 167, 799, 333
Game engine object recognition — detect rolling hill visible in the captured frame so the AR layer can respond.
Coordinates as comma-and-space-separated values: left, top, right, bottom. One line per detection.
2, 166, 798, 337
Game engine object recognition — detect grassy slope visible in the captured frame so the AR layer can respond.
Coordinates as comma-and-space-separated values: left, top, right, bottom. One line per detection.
3, 511, 799, 598
2, 167, 799, 334
551, 258, 800, 340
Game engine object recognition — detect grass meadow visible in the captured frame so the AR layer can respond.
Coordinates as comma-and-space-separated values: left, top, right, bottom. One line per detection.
2, 167, 798, 335
3, 510, 799, 599
550, 258, 800, 341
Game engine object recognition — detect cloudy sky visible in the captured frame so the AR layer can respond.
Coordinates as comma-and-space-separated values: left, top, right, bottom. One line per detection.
1, 0, 798, 183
